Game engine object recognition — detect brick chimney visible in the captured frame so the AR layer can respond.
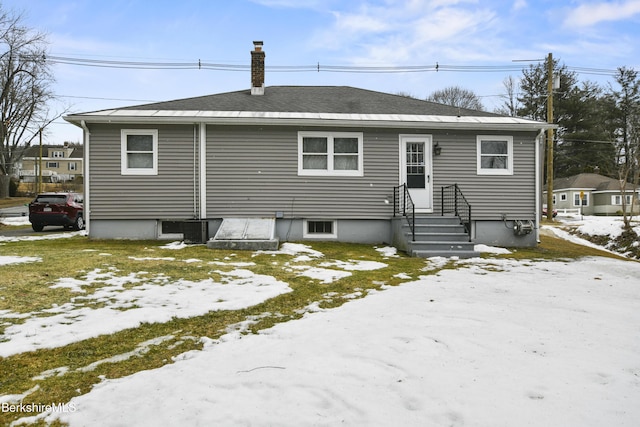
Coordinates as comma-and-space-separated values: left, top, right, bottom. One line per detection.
251, 41, 265, 95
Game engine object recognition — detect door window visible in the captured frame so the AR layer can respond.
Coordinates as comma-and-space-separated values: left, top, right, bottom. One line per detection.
406, 142, 425, 188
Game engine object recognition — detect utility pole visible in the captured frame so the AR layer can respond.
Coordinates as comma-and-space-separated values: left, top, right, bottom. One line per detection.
546, 53, 554, 221
38, 128, 43, 194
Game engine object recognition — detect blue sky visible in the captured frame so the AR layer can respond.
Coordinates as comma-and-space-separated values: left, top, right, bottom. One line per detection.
4, 0, 640, 144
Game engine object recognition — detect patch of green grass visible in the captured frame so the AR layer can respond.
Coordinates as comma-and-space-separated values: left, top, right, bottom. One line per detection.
0, 237, 433, 425
0, 234, 633, 426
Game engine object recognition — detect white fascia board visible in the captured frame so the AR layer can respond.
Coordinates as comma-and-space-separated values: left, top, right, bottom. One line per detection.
65, 110, 555, 131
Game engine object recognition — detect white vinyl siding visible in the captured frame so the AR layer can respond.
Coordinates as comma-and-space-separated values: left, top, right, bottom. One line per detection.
121, 129, 158, 175
298, 131, 363, 176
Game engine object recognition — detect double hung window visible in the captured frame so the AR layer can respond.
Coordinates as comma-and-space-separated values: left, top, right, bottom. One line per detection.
574, 192, 589, 206
611, 195, 633, 205
298, 132, 363, 176
121, 129, 158, 175
477, 136, 513, 175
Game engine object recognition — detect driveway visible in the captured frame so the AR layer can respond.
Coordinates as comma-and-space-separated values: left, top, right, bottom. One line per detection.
0, 205, 28, 217
0, 205, 41, 237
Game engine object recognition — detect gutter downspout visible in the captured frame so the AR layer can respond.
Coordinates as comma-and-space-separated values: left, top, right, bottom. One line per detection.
535, 128, 545, 243
199, 123, 207, 219
193, 125, 198, 218
80, 120, 90, 234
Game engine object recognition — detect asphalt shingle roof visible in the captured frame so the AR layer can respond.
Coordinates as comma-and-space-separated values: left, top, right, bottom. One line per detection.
120, 86, 503, 117
553, 173, 634, 191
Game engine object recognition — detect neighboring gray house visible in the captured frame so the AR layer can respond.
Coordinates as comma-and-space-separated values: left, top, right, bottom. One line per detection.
546, 173, 640, 215
65, 42, 551, 257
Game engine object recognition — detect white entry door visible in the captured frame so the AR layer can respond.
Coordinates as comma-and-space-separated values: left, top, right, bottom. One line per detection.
400, 135, 433, 212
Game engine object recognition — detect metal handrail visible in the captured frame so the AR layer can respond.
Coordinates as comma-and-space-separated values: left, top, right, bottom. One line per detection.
393, 184, 415, 241
441, 184, 472, 241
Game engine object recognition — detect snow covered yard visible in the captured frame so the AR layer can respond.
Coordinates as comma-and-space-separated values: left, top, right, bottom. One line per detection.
0, 219, 639, 426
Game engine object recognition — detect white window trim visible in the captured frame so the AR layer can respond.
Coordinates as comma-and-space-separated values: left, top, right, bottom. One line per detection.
121, 129, 158, 176
298, 131, 364, 177
303, 219, 338, 239
560, 193, 567, 201
573, 192, 589, 206
612, 194, 633, 205
476, 135, 513, 176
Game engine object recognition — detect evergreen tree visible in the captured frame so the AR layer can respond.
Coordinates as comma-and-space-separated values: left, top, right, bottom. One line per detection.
555, 81, 617, 177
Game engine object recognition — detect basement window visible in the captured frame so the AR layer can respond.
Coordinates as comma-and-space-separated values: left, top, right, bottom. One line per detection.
303, 220, 337, 239
121, 129, 158, 175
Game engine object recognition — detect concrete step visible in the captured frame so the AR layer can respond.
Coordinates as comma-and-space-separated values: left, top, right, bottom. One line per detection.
405, 224, 467, 234
398, 215, 476, 258
406, 232, 470, 242
411, 248, 480, 259
411, 215, 462, 225
408, 240, 476, 251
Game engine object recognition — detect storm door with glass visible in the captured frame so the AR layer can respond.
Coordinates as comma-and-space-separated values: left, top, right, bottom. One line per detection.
400, 135, 432, 212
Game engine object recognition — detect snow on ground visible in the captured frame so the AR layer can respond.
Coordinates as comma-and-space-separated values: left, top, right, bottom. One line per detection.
0, 216, 30, 227
556, 213, 640, 238
0, 267, 292, 358
541, 226, 617, 253
0, 231, 85, 243
0, 255, 41, 266
474, 244, 512, 255
42, 255, 640, 427
3, 220, 640, 426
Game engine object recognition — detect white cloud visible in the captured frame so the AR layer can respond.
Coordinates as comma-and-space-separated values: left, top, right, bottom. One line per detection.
311, 2, 498, 64
564, 0, 640, 27
249, 0, 335, 10
512, 0, 527, 11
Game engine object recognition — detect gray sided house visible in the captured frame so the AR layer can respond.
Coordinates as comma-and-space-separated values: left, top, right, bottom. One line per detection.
65, 42, 551, 257
547, 173, 640, 215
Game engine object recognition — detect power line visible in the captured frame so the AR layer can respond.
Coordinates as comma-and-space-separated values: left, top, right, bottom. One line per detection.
41, 54, 622, 76
59, 94, 159, 102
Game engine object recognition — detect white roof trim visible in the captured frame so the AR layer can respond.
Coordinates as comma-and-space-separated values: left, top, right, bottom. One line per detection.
65, 110, 554, 130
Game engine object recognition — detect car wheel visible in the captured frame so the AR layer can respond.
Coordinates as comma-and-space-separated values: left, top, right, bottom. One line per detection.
32, 223, 44, 232
73, 215, 85, 231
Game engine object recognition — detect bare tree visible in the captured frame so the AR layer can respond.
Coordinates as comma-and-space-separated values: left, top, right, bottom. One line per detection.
609, 67, 640, 228
426, 85, 485, 111
0, 7, 58, 198
495, 76, 520, 116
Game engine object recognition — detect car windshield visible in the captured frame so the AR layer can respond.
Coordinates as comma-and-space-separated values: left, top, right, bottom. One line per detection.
34, 195, 68, 204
